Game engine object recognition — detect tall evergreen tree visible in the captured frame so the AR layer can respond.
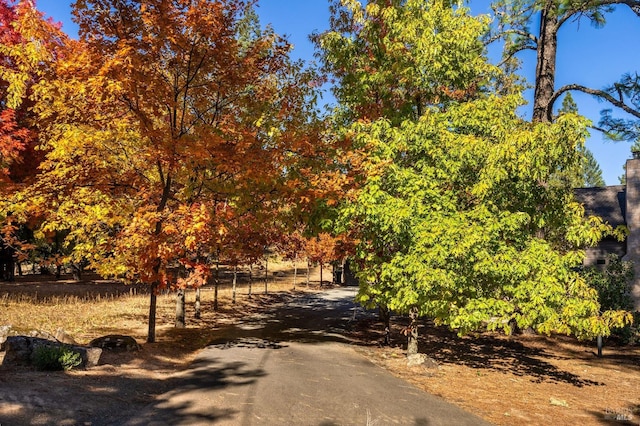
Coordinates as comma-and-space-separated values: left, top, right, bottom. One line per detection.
489, 0, 640, 138
580, 148, 606, 187
558, 94, 605, 188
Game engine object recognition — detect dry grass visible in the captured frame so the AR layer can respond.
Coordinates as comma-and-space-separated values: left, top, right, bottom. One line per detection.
0, 263, 325, 346
0, 291, 153, 340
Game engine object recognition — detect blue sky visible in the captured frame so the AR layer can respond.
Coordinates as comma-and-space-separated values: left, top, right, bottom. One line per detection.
36, 0, 640, 185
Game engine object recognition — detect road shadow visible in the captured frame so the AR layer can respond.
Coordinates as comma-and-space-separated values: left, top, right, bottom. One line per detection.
203, 288, 608, 388
203, 288, 371, 348
379, 315, 606, 387
0, 352, 268, 425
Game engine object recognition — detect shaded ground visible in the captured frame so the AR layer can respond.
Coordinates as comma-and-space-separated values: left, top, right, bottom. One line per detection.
355, 317, 640, 425
124, 289, 490, 425
1, 271, 639, 425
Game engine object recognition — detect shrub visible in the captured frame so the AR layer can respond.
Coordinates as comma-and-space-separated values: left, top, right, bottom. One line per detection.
582, 255, 638, 344
32, 345, 82, 371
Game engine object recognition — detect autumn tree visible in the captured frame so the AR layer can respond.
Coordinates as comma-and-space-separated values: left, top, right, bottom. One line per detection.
0, 0, 68, 187
305, 232, 341, 286
0, 0, 70, 276
0, 0, 32, 185
275, 228, 306, 289
489, 0, 640, 135
317, 0, 631, 355
15, 0, 321, 342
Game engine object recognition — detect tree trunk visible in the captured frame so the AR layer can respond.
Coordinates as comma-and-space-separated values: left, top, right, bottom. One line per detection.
264, 256, 268, 294
232, 265, 237, 304
147, 283, 158, 343
214, 258, 219, 311
293, 256, 297, 290
306, 259, 310, 287
406, 306, 419, 356
532, 2, 559, 123
319, 262, 323, 287
71, 263, 81, 281
379, 304, 391, 346
148, 167, 171, 344
194, 287, 201, 319
175, 288, 185, 328
248, 264, 253, 298
597, 335, 603, 358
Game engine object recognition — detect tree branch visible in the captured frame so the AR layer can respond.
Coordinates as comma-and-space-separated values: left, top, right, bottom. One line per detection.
551, 84, 640, 119
484, 29, 538, 46
496, 45, 537, 69
559, 0, 640, 26
595, 0, 640, 16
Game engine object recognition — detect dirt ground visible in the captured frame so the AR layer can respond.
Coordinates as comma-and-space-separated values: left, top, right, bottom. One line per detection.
1, 269, 639, 425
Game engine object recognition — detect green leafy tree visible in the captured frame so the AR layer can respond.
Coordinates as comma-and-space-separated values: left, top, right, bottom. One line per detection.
314, 0, 497, 124
318, 0, 631, 355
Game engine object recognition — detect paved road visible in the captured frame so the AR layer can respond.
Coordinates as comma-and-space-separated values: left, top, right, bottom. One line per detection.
125, 288, 492, 426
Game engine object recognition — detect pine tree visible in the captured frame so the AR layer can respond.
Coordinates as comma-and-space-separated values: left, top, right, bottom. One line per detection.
489, 0, 640, 139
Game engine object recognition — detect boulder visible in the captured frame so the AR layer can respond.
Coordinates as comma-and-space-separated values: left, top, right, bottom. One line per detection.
0, 325, 12, 351
2, 335, 101, 369
54, 328, 77, 345
89, 335, 141, 351
29, 329, 57, 340
407, 353, 439, 369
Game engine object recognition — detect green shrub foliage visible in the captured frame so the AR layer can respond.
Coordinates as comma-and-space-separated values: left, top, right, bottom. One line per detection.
32, 345, 82, 371
318, 0, 632, 341
582, 255, 638, 343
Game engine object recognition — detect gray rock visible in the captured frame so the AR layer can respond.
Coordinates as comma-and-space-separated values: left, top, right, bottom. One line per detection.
80, 346, 103, 367
407, 353, 439, 368
2, 335, 101, 369
2, 335, 34, 366
29, 329, 56, 340
89, 335, 141, 351
0, 325, 12, 351
54, 328, 77, 345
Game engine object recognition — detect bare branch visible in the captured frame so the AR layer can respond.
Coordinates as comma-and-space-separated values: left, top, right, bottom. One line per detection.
496, 45, 536, 69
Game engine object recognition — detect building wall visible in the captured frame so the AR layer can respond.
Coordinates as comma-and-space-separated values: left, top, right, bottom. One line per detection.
623, 158, 640, 311
584, 238, 626, 268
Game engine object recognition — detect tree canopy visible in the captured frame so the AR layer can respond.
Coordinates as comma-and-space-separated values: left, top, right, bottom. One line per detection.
1, 0, 327, 342
316, 0, 631, 353
0, 0, 634, 349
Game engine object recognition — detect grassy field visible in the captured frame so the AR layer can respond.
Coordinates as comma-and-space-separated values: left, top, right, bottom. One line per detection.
0, 262, 326, 345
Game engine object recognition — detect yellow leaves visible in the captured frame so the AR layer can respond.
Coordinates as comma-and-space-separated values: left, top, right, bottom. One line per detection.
0, 1, 67, 109
0, 0, 327, 296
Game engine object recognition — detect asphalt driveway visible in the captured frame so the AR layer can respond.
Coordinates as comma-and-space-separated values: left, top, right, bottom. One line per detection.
125, 288, 492, 425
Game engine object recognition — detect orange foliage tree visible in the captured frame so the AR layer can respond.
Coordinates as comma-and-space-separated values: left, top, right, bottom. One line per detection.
10, 0, 323, 342
305, 232, 343, 286
0, 0, 69, 273
0, 0, 67, 187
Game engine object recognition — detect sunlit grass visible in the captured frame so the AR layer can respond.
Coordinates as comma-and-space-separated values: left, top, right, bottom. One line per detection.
0, 267, 325, 346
